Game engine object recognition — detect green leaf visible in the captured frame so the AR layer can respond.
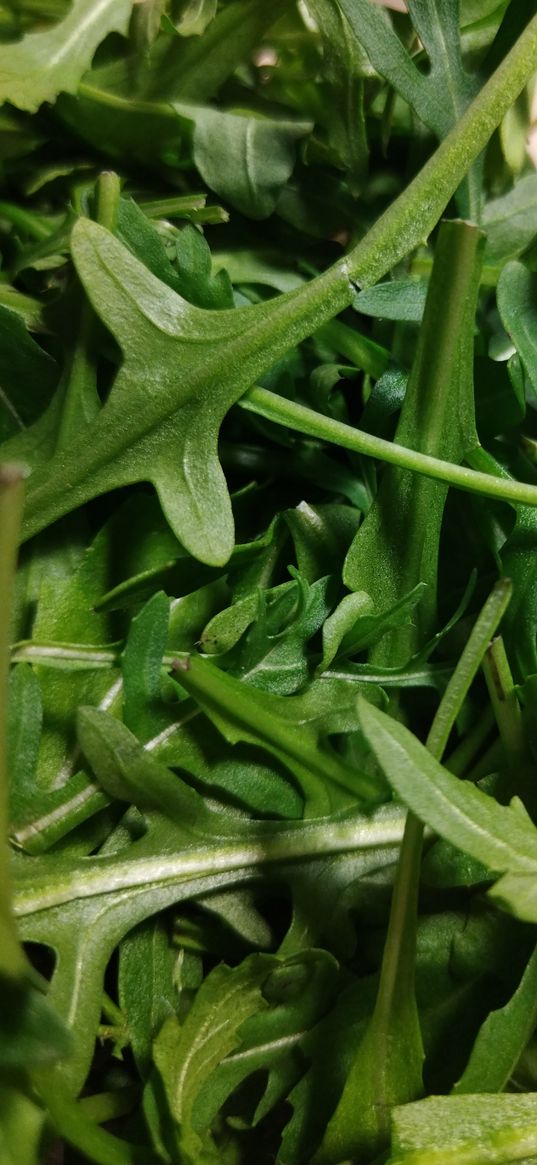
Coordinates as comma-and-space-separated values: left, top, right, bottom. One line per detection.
387, 1094, 537, 1165
194, 949, 339, 1132
336, 0, 480, 213
175, 654, 382, 812
306, 0, 368, 189
453, 941, 537, 1093
358, 697, 537, 876
19, 219, 352, 565
284, 503, 360, 584
147, 954, 278, 1163
174, 102, 312, 219
0, 0, 135, 112
149, 0, 292, 103
0, 975, 72, 1070
319, 585, 426, 672
214, 574, 336, 695
119, 916, 179, 1079
0, 306, 57, 442
121, 591, 172, 743
354, 279, 428, 323
497, 259, 537, 399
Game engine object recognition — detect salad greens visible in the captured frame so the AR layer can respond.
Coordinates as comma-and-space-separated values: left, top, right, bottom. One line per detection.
4, 2, 537, 1163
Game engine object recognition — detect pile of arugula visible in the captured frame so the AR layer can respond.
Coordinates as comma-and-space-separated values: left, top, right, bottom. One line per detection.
4, 2, 537, 1162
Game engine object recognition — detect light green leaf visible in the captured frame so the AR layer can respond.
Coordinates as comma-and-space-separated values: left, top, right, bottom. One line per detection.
174, 0, 218, 37
358, 697, 537, 876
319, 585, 427, 672
149, 954, 277, 1164
176, 654, 382, 813
19, 219, 352, 565
388, 1094, 537, 1165
354, 279, 428, 322
319, 591, 374, 671
0, 0, 135, 113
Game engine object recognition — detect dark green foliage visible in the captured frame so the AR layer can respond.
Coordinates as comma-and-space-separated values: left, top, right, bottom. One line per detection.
3, 4, 537, 1164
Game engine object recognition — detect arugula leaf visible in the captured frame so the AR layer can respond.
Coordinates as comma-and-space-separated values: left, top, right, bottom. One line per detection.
0, 306, 57, 442
388, 1094, 537, 1165
6, 8, 537, 1162
175, 102, 312, 219
335, 0, 480, 214
146, 954, 279, 1163
483, 173, 537, 263
0, 0, 135, 112
19, 219, 353, 564
358, 698, 537, 877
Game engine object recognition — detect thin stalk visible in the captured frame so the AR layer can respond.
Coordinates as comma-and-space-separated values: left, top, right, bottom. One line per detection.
465, 737, 505, 784
317, 319, 390, 380
241, 388, 537, 509
0, 201, 52, 241
482, 635, 526, 769
140, 193, 207, 216
94, 171, 121, 234
36, 1080, 155, 1165
368, 580, 513, 1105
0, 464, 27, 978
78, 1087, 139, 1125
444, 705, 496, 777
56, 172, 122, 449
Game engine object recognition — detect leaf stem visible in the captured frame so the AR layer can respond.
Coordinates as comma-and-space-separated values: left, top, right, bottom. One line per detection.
56, 171, 121, 450
482, 635, 526, 769
241, 388, 537, 508
0, 464, 27, 978
365, 580, 513, 1131
95, 171, 121, 234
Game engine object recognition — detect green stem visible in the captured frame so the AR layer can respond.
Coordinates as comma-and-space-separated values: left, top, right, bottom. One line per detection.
444, 705, 496, 777
140, 193, 207, 216
36, 1079, 155, 1165
318, 319, 390, 380
482, 635, 526, 768
369, 579, 513, 1107
0, 201, 52, 241
95, 171, 121, 234
241, 388, 537, 508
78, 1087, 139, 1125
56, 172, 122, 450
101, 991, 125, 1027
425, 580, 512, 760
0, 465, 27, 978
